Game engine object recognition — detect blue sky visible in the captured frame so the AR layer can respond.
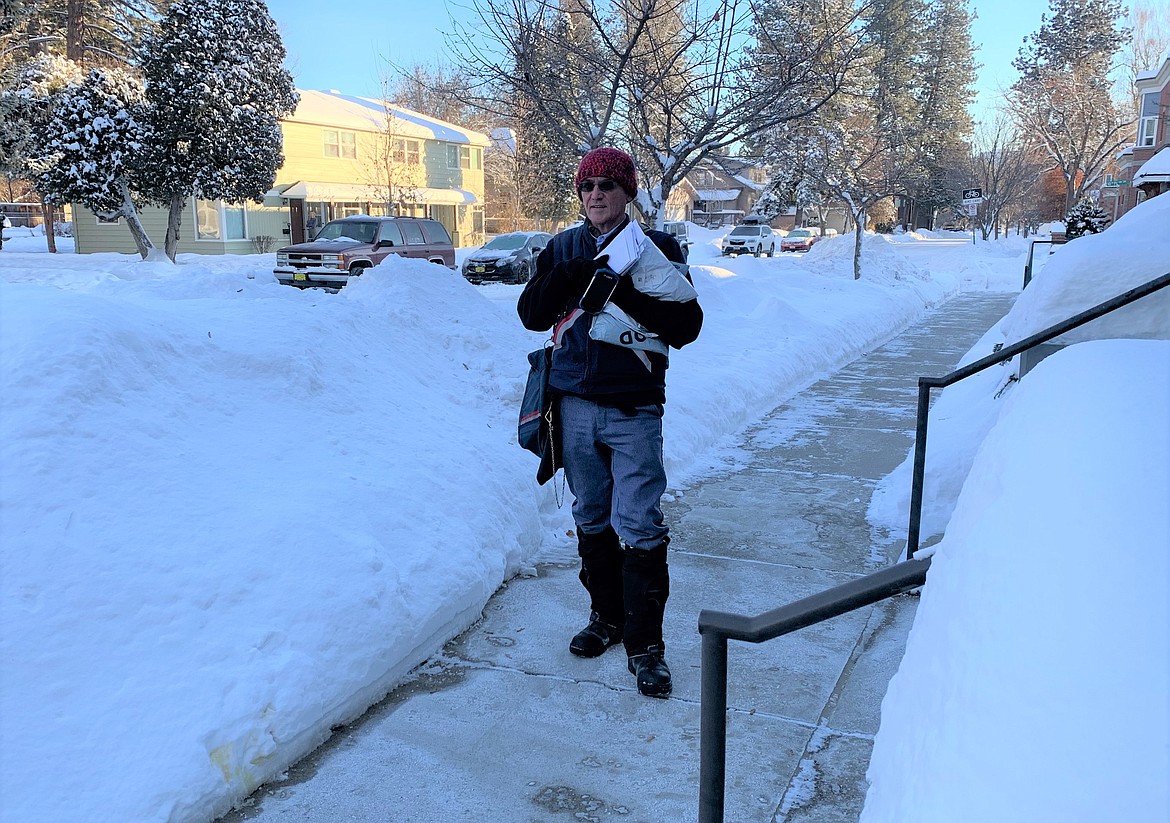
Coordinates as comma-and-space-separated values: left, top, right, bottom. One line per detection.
266, 0, 1051, 125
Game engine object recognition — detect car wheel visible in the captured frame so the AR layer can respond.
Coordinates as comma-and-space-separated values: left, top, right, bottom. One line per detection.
753, 245, 760, 257
349, 263, 370, 277
767, 243, 775, 257
514, 263, 530, 284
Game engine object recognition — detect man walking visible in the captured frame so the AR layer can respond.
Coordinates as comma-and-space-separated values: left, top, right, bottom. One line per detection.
517, 147, 702, 697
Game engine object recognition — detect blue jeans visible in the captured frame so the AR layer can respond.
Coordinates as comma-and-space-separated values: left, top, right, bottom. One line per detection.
557, 395, 668, 551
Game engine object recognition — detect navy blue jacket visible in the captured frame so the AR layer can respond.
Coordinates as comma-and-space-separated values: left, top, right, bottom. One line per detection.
517, 217, 703, 406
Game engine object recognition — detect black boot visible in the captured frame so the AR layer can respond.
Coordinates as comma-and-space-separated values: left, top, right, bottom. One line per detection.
623, 540, 672, 697
569, 527, 624, 657
570, 611, 623, 658
627, 644, 672, 698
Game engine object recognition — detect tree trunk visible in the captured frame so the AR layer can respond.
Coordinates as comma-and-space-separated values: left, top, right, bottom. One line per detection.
164, 192, 184, 261
116, 181, 158, 260
66, 0, 86, 60
41, 197, 58, 254
852, 211, 863, 280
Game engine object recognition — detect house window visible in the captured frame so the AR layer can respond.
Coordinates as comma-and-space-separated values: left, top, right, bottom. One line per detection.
195, 200, 247, 240
1138, 92, 1160, 147
223, 204, 246, 239
393, 138, 420, 165
324, 129, 357, 159
196, 200, 221, 239
447, 144, 476, 169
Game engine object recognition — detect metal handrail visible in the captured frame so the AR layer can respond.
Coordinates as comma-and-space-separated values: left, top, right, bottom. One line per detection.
697, 558, 931, 823
696, 271, 1170, 823
906, 270, 1170, 558
1022, 238, 1065, 288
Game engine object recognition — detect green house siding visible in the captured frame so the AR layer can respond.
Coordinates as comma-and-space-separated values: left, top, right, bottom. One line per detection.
73, 201, 289, 256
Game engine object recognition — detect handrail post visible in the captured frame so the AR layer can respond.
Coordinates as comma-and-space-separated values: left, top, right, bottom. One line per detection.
906, 378, 933, 559
699, 630, 729, 823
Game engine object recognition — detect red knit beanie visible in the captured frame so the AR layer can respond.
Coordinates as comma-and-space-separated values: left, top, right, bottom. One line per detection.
575, 147, 638, 198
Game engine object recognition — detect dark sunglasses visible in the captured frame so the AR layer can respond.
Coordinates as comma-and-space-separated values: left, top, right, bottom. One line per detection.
578, 179, 618, 193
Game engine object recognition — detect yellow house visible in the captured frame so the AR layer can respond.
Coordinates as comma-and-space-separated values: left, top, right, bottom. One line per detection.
72, 89, 490, 255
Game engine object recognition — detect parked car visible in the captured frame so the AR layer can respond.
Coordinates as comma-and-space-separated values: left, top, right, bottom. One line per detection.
721, 223, 776, 257
274, 216, 455, 289
662, 221, 691, 261
779, 228, 820, 252
462, 231, 552, 284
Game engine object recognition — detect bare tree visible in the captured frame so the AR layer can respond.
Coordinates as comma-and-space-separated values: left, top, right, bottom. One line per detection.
971, 117, 1046, 239
484, 120, 577, 231
363, 84, 427, 215
448, 0, 866, 227
1122, 0, 1170, 114
821, 114, 920, 279
1007, 67, 1133, 210
386, 61, 495, 131
1008, 0, 1133, 211
484, 127, 524, 231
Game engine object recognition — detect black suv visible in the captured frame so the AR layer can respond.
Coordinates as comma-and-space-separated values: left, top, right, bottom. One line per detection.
274, 216, 456, 289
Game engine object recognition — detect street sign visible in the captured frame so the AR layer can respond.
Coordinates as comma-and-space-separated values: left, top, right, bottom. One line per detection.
965, 202, 979, 216
961, 187, 983, 205
1103, 179, 1129, 187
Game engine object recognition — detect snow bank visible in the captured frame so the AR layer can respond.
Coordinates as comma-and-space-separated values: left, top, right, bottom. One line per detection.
1, 231, 1021, 823
1002, 193, 1170, 344
1, 258, 539, 822
862, 339, 1170, 822
868, 194, 1170, 545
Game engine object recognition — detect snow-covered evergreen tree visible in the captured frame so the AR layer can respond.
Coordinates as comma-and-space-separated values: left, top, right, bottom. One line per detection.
1064, 197, 1110, 239
26, 64, 159, 258
138, 0, 297, 260
1, 56, 78, 185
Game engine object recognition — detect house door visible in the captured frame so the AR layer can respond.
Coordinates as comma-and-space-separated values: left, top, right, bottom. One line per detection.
289, 199, 305, 244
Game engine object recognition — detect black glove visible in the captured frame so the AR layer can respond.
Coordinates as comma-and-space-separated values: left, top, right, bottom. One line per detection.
558, 254, 610, 296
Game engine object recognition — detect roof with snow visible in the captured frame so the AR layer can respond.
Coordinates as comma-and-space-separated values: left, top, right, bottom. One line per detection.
732, 174, 765, 191
286, 90, 490, 147
696, 188, 741, 201
1134, 146, 1170, 184
1135, 55, 1170, 84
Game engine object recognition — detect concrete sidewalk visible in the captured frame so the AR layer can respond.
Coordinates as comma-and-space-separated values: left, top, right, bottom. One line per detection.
224, 293, 1016, 823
